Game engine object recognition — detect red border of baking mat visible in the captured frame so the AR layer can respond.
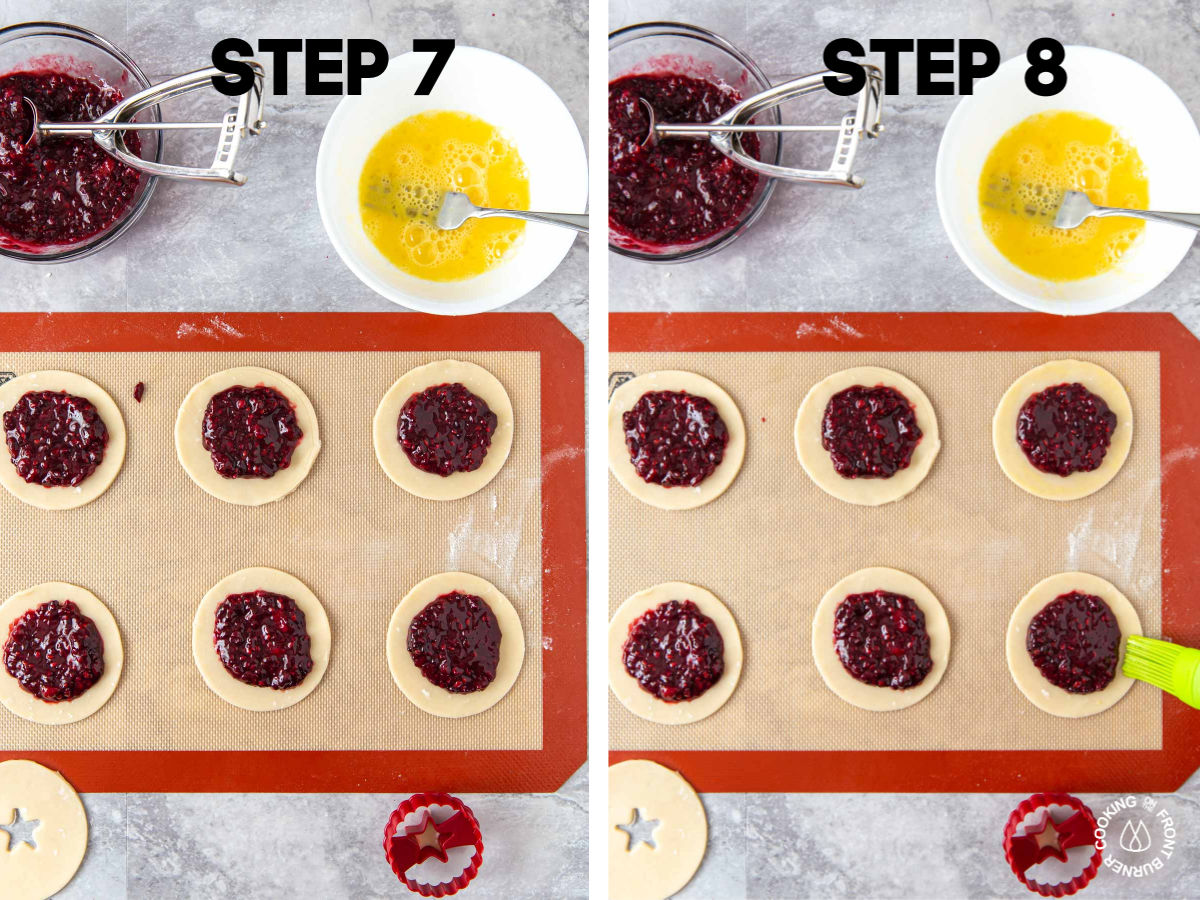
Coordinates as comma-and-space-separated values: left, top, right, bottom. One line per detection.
0, 312, 586, 794
609, 311, 1200, 793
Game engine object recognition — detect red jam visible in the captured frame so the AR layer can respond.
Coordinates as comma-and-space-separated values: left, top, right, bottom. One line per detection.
3, 599, 104, 702
133, 382, 144, 403
833, 591, 932, 689
202, 385, 302, 479
407, 592, 501, 694
822, 385, 922, 479
1026, 591, 1120, 694
3, 390, 108, 487
0, 69, 143, 248
609, 72, 761, 247
1017, 383, 1115, 477
622, 390, 728, 487
214, 590, 313, 690
622, 599, 724, 702
398, 383, 497, 477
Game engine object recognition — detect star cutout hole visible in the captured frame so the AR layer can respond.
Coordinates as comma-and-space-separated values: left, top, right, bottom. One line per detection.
617, 807, 659, 852
1, 808, 39, 851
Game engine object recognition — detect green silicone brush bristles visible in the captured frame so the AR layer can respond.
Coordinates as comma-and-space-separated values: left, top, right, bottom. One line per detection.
1122, 635, 1200, 710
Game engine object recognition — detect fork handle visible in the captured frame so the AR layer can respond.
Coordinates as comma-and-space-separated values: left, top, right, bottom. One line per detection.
1094, 206, 1200, 230
475, 208, 589, 233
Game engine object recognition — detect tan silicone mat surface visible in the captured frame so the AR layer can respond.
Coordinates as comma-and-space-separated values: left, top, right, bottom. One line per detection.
0, 350, 541, 751
609, 351, 1161, 752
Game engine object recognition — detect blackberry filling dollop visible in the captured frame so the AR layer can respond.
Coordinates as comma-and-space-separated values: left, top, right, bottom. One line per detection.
3, 599, 104, 702
1017, 383, 1116, 476
4, 390, 108, 487
214, 590, 313, 690
0, 70, 142, 247
833, 590, 932, 689
1026, 591, 1121, 694
202, 385, 303, 479
608, 72, 761, 247
407, 591, 502, 693
821, 385, 922, 479
622, 390, 728, 487
622, 599, 724, 702
398, 382, 497, 477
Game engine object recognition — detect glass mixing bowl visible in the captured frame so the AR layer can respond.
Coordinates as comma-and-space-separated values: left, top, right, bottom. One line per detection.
608, 22, 781, 264
0, 21, 162, 264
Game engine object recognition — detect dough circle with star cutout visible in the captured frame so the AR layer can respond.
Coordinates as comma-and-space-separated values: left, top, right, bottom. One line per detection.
0, 759, 88, 900
609, 759, 707, 900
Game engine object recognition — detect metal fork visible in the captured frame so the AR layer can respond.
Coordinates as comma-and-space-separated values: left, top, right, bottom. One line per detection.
435, 191, 588, 233
1054, 190, 1200, 231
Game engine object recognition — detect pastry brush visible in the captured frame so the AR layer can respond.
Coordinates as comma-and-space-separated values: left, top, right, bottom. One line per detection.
1122, 635, 1200, 710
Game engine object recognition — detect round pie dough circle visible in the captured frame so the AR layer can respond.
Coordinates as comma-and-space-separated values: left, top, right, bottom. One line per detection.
386, 572, 525, 718
795, 366, 941, 507
608, 371, 746, 510
175, 366, 321, 506
609, 582, 743, 726
812, 567, 951, 712
0, 760, 88, 900
609, 759, 707, 900
0, 583, 123, 726
192, 567, 331, 712
992, 360, 1133, 501
373, 360, 514, 501
0, 371, 126, 510
1006, 572, 1142, 718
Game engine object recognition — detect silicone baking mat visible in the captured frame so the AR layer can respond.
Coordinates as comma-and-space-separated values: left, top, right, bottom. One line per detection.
609, 312, 1200, 793
0, 313, 585, 793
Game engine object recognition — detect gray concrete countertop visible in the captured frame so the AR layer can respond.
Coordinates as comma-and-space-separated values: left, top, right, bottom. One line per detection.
610, 1, 1200, 897
0, 1, 587, 897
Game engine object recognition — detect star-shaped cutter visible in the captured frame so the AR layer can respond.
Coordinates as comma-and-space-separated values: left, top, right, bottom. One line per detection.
384, 792, 484, 897
1003, 792, 1102, 897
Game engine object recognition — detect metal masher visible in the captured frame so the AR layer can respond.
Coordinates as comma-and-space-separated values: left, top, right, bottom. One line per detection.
22, 62, 267, 185
640, 65, 884, 187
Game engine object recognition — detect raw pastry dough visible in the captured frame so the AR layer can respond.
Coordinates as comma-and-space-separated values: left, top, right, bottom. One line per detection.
812, 567, 951, 712
175, 366, 321, 506
1006, 572, 1142, 718
0, 371, 126, 510
386, 572, 525, 718
0, 582, 123, 726
609, 582, 743, 725
0, 760, 88, 900
373, 360, 513, 501
608, 371, 746, 510
992, 360, 1133, 501
794, 366, 940, 506
609, 760, 707, 900
192, 567, 331, 712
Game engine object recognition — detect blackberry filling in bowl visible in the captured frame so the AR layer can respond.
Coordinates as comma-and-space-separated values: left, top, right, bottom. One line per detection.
608, 22, 780, 262
0, 22, 161, 262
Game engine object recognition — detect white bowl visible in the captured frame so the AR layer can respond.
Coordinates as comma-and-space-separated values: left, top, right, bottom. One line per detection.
315, 46, 587, 315
936, 45, 1200, 315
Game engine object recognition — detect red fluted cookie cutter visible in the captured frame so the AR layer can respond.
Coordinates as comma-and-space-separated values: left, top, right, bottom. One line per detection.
384, 792, 484, 897
1003, 792, 1102, 897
